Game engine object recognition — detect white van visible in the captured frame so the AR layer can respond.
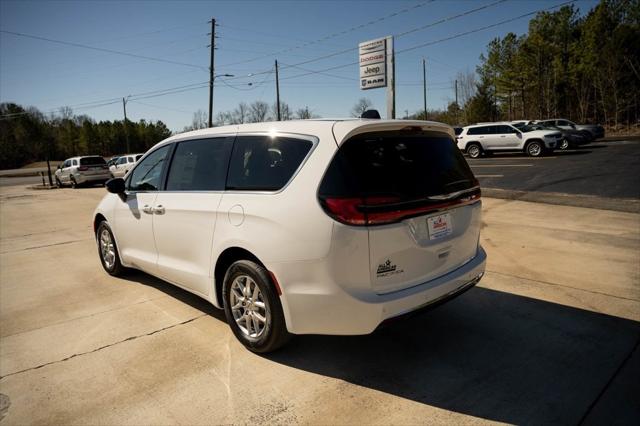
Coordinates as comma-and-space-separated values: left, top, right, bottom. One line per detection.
93, 118, 486, 352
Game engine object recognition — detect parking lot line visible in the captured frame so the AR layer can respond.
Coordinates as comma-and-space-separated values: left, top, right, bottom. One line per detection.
475, 174, 504, 178
471, 164, 534, 167
467, 156, 557, 160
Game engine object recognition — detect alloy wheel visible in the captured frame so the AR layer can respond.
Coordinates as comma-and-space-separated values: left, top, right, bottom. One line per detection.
99, 229, 116, 269
229, 275, 270, 339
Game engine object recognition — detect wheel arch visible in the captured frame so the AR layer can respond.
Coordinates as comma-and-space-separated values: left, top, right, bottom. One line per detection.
93, 213, 107, 234
465, 141, 482, 150
213, 247, 267, 308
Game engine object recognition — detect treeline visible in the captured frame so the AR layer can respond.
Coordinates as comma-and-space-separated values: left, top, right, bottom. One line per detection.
414, 0, 640, 127
0, 103, 171, 169
183, 102, 317, 131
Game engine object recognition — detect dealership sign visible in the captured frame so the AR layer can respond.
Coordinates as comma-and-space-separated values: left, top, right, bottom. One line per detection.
359, 37, 387, 90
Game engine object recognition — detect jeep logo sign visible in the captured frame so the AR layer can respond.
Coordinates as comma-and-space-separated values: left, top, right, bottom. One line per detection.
359, 37, 387, 90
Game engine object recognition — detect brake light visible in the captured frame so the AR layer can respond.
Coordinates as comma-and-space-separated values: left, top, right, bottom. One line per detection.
78, 166, 89, 171
320, 189, 480, 226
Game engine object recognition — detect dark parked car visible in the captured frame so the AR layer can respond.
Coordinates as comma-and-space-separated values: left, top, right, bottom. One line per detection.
536, 119, 604, 141
525, 123, 589, 150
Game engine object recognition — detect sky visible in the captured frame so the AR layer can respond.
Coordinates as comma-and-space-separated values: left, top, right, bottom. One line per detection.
0, 0, 599, 132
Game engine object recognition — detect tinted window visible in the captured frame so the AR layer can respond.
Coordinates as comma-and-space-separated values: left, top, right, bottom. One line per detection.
135, 154, 143, 161
128, 145, 171, 191
80, 157, 106, 166
557, 120, 571, 126
166, 137, 233, 191
72, 159, 78, 166
319, 130, 476, 201
467, 127, 484, 135
117, 157, 127, 165
454, 127, 463, 136
497, 125, 516, 134
63, 160, 71, 168
227, 136, 313, 191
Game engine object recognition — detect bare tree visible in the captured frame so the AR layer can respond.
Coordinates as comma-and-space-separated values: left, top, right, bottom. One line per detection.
215, 111, 233, 126
233, 102, 249, 124
271, 101, 292, 120
456, 69, 477, 108
249, 101, 270, 122
295, 106, 315, 119
350, 98, 373, 117
59, 106, 73, 120
191, 109, 207, 130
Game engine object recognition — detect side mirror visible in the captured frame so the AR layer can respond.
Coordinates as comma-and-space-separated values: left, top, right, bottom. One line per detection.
105, 178, 125, 194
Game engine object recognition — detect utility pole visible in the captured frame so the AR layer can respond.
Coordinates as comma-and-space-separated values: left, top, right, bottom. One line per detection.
386, 36, 395, 119
275, 59, 281, 121
422, 58, 427, 120
122, 97, 130, 153
455, 79, 459, 124
208, 18, 216, 128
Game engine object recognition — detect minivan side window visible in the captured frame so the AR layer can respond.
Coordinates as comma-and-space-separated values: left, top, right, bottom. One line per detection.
227, 135, 313, 191
128, 145, 171, 191
63, 160, 71, 168
72, 159, 78, 166
166, 137, 234, 191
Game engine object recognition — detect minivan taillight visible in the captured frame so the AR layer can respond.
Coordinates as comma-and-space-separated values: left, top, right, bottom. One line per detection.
320, 189, 481, 226
78, 166, 89, 171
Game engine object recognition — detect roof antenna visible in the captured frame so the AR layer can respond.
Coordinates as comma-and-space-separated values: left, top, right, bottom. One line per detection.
361, 109, 381, 119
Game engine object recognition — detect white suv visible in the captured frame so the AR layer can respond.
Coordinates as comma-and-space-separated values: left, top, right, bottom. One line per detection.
55, 156, 111, 188
457, 122, 562, 158
109, 153, 143, 178
94, 119, 486, 352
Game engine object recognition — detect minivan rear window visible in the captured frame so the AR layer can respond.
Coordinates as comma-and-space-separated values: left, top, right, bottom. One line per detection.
320, 130, 476, 202
80, 156, 106, 166
226, 135, 313, 191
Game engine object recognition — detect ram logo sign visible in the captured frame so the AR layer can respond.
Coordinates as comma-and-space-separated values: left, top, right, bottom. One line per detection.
358, 37, 387, 90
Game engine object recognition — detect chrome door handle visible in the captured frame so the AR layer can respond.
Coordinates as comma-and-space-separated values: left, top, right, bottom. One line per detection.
142, 205, 154, 214
153, 205, 165, 215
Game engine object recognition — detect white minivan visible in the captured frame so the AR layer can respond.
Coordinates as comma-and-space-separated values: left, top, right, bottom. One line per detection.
93, 118, 486, 352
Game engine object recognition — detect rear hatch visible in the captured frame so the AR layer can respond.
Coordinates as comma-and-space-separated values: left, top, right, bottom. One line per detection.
318, 128, 481, 294
79, 156, 108, 174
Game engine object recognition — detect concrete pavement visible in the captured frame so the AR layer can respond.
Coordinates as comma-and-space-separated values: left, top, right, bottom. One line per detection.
0, 185, 638, 424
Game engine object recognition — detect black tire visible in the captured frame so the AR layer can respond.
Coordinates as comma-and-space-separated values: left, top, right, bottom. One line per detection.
70, 176, 78, 188
55, 177, 63, 188
222, 260, 291, 353
96, 221, 126, 277
466, 143, 483, 159
526, 140, 544, 157
559, 138, 570, 150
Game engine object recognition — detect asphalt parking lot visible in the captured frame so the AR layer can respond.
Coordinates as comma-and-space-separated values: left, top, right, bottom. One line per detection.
467, 140, 640, 212
0, 184, 638, 424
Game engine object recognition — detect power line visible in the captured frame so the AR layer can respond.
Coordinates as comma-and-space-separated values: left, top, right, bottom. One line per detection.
273, 0, 576, 83
0, 30, 208, 70
222, 0, 511, 82
218, 0, 436, 67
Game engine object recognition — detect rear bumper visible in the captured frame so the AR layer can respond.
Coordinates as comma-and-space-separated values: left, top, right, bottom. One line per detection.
272, 246, 487, 335
74, 173, 110, 184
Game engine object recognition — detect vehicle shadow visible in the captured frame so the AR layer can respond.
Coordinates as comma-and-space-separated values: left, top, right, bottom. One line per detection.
265, 287, 639, 424
121, 269, 224, 321
118, 271, 640, 424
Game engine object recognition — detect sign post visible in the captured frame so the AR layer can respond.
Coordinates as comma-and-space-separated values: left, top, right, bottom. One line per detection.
358, 36, 395, 119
